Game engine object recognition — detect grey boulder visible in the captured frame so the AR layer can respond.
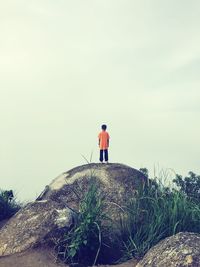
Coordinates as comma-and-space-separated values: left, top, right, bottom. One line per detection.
0, 200, 73, 256
38, 163, 146, 221
0, 163, 146, 257
136, 232, 200, 267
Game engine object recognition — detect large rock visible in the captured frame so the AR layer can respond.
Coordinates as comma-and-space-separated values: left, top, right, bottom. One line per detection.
37, 163, 146, 220
136, 232, 200, 267
0, 163, 146, 257
0, 200, 73, 257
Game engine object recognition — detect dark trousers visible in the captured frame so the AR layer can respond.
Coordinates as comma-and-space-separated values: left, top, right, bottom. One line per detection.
100, 149, 108, 162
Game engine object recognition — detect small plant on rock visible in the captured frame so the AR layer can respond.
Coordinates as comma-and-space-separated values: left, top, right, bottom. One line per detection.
54, 178, 110, 266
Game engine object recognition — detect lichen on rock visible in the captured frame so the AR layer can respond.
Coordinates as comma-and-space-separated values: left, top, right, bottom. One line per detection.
136, 232, 200, 267
0, 200, 73, 256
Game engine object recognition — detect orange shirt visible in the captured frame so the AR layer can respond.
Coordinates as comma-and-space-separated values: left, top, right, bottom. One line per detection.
98, 131, 110, 150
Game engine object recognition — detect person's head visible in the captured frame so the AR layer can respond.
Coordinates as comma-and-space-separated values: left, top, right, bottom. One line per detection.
101, 124, 107, 131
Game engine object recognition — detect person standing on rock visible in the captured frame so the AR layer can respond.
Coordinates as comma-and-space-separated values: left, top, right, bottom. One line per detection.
98, 124, 110, 163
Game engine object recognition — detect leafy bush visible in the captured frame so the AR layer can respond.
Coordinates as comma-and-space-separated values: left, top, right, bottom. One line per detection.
54, 178, 110, 266
118, 178, 200, 261
173, 171, 200, 203
0, 189, 21, 221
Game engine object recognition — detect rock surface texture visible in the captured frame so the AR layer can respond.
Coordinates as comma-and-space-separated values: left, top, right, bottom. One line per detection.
0, 163, 146, 257
136, 232, 200, 267
38, 163, 146, 220
0, 200, 73, 256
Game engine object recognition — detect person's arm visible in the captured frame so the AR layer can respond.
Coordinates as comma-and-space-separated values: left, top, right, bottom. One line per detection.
98, 133, 101, 146
107, 133, 110, 147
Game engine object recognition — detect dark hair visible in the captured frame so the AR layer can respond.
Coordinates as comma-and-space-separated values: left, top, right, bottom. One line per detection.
101, 124, 107, 130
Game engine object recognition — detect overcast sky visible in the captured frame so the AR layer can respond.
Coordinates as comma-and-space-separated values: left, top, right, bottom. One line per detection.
0, 0, 200, 201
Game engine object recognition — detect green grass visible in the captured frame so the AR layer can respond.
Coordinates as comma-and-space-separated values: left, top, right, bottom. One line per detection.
54, 178, 110, 266
117, 178, 200, 261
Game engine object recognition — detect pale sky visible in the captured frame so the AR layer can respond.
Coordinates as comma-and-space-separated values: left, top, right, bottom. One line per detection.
0, 0, 200, 201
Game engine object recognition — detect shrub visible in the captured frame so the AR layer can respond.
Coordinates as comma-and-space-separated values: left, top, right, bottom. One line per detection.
173, 171, 200, 203
0, 189, 21, 221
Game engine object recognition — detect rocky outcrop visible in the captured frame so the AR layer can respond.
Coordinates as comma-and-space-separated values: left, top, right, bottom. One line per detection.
38, 163, 146, 220
0, 163, 146, 257
0, 200, 73, 256
136, 232, 200, 267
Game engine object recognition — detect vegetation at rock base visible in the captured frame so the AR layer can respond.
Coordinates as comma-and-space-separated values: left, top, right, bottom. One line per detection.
1, 168, 199, 266
117, 169, 200, 261
54, 178, 111, 266
0, 190, 21, 221
53, 169, 200, 266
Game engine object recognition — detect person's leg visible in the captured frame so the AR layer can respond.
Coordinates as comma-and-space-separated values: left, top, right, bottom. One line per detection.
100, 150, 103, 162
104, 149, 108, 162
